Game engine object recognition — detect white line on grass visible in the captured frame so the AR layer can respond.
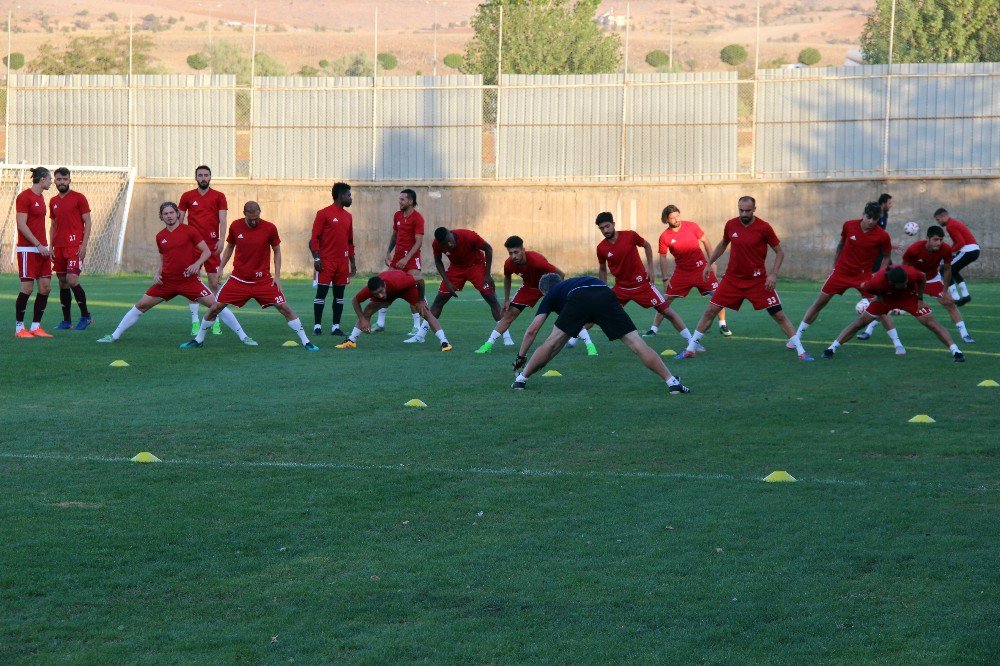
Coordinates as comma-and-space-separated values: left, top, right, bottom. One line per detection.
1, 452, 994, 492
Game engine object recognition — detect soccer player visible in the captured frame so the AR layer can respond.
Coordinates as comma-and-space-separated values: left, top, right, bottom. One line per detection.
793, 201, 900, 351
181, 202, 317, 350
97, 202, 248, 344
934, 208, 980, 306
510, 273, 689, 394
678, 196, 813, 361
475, 236, 597, 355
49, 167, 93, 330
417, 226, 505, 342
13, 167, 53, 338
821, 264, 964, 363
310, 182, 356, 337
873, 193, 892, 270
904, 225, 974, 343
379, 188, 426, 335
643, 204, 730, 338
179, 165, 228, 336
335, 271, 452, 350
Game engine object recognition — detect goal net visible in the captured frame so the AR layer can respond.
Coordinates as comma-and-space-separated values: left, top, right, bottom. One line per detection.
0, 165, 136, 275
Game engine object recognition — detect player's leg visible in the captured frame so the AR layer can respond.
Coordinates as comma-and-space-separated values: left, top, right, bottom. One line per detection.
98, 295, 163, 342
769, 306, 812, 360
410, 272, 426, 335
274, 301, 315, 349
56, 273, 73, 328
331, 284, 347, 335
482, 292, 503, 321
949, 249, 978, 304
313, 282, 330, 335
205, 272, 223, 335
875, 313, 906, 354
618, 331, 689, 393
915, 312, 964, 361
341, 302, 384, 346
477, 304, 524, 353
795, 291, 834, 340
717, 307, 730, 335
822, 312, 874, 358
29, 277, 53, 336
680, 303, 721, 357
429, 291, 452, 319
515, 326, 571, 386
937, 293, 973, 342
655, 302, 691, 341
414, 302, 451, 350
14, 278, 35, 336
66, 271, 92, 329
185, 301, 229, 346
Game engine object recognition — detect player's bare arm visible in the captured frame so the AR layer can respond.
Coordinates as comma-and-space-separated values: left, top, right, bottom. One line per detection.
435, 256, 457, 296
17, 211, 51, 257
187, 241, 212, 277
703, 238, 729, 281
766, 244, 784, 291
659, 254, 672, 286
352, 295, 372, 332
218, 242, 236, 274
385, 231, 397, 266
699, 234, 717, 273
642, 240, 656, 280
502, 274, 513, 309
396, 232, 423, 270
309, 239, 323, 273
216, 210, 227, 254
598, 257, 608, 283
272, 245, 283, 291
349, 255, 357, 277
48, 216, 57, 254
79, 211, 93, 262
153, 255, 165, 285
831, 238, 844, 268
482, 241, 496, 290
516, 313, 548, 362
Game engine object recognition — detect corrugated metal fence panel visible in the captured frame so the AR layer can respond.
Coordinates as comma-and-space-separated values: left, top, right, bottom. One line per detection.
499, 74, 624, 180
887, 62, 1000, 176
130, 75, 237, 178
252, 77, 374, 180
9, 74, 129, 167
626, 71, 739, 181
376, 76, 483, 180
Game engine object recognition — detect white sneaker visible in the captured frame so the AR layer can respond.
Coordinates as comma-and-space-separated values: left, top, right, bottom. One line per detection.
503, 336, 515, 346
895, 346, 907, 356
403, 335, 426, 344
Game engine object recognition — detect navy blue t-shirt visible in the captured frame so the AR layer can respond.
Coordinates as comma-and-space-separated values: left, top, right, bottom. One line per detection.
537, 276, 608, 315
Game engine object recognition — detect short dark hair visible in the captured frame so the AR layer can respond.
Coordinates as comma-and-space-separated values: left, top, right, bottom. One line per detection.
926, 225, 945, 239
53, 167, 71, 178
933, 207, 948, 217
661, 204, 680, 219
887, 265, 907, 285
400, 188, 417, 206
538, 272, 562, 294
878, 193, 892, 205
332, 182, 351, 200
863, 202, 881, 220
595, 211, 614, 225
434, 227, 450, 243
738, 195, 756, 207
159, 201, 180, 217
504, 235, 524, 249
195, 165, 212, 175
30, 167, 50, 183
367, 276, 385, 291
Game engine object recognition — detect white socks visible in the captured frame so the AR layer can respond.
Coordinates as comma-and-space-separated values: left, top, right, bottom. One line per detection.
195, 319, 212, 343
487, 329, 502, 344
515, 372, 527, 383
666, 376, 681, 387
349, 326, 362, 342
648, 325, 659, 334
949, 343, 960, 353
502, 330, 514, 343
788, 334, 805, 355
435, 329, 448, 344
795, 321, 809, 338
412, 313, 421, 328
376, 309, 387, 327
189, 301, 200, 323
718, 318, 727, 327
679, 327, 691, 340
886, 328, 902, 347
864, 320, 879, 335
958, 282, 970, 298
113, 306, 143, 340
216, 308, 247, 340
685, 330, 705, 351
577, 328, 592, 344
830, 340, 841, 350
957, 321, 968, 337
287, 317, 310, 344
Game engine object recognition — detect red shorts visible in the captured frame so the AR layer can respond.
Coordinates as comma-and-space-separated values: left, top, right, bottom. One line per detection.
203, 251, 221, 274
16, 248, 52, 281
316, 259, 351, 286
439, 263, 493, 295
217, 277, 286, 308
52, 247, 83, 276
866, 297, 931, 318
391, 250, 422, 273
665, 269, 718, 298
613, 282, 668, 310
924, 280, 944, 298
146, 276, 213, 302
711, 276, 781, 311
511, 286, 543, 309
821, 270, 872, 297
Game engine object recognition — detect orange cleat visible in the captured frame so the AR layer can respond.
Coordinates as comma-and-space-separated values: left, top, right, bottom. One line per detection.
30, 327, 53, 338
15, 329, 35, 338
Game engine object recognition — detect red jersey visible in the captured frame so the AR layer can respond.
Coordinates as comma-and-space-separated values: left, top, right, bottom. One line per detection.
504, 251, 558, 289
722, 217, 780, 280
227, 218, 280, 283
310, 204, 354, 260
356, 269, 415, 303
49, 190, 91, 249
943, 218, 977, 247
903, 240, 952, 280
834, 219, 892, 275
156, 224, 205, 280
393, 209, 425, 255
863, 264, 926, 299
433, 229, 486, 268
179, 188, 228, 245
16, 189, 47, 247
597, 230, 649, 288
658, 221, 707, 272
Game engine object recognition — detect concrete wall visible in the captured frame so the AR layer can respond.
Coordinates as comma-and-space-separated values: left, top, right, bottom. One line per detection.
123, 178, 999, 279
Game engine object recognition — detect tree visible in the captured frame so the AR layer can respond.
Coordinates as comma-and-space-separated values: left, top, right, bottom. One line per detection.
645, 49, 669, 68
377, 52, 398, 71
298, 64, 320, 77
720, 44, 748, 66
28, 34, 162, 74
253, 53, 286, 77
464, 0, 621, 85
860, 0, 1000, 64
4, 52, 25, 70
797, 47, 821, 66
187, 53, 209, 70
443, 53, 464, 70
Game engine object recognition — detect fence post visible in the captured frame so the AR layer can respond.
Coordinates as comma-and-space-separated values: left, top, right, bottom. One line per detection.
5, 10, 12, 163
371, 7, 379, 181
619, 3, 631, 181
750, 0, 761, 178
881, 0, 897, 177
249, 9, 257, 179
495, 5, 503, 180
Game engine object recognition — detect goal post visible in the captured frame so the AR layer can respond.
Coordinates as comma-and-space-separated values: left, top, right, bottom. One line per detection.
1, 165, 136, 275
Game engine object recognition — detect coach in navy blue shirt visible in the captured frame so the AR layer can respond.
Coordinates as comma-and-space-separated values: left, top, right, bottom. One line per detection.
510, 273, 689, 394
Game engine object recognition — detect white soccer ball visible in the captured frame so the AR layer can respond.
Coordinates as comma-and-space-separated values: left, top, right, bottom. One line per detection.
855, 298, 870, 314
903, 221, 920, 236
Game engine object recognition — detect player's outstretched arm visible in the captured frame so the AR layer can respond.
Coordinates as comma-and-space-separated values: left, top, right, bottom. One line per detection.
831, 238, 844, 268
385, 231, 397, 266
698, 234, 717, 273
187, 240, 212, 277
272, 245, 283, 290
659, 254, 671, 286
482, 242, 496, 291
397, 233, 423, 269
435, 256, 456, 296
80, 211, 93, 262
216, 209, 227, 253
766, 243, 785, 291
598, 256, 608, 284
218, 242, 236, 274
517, 313, 548, 359
704, 238, 729, 280
642, 240, 656, 280
502, 275, 512, 309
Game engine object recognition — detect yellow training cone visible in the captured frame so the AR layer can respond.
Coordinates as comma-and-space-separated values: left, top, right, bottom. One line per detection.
109, 360, 129, 367
978, 379, 999, 387
282, 340, 299, 347
405, 399, 427, 408
543, 370, 562, 377
131, 452, 161, 463
763, 470, 796, 483
661, 349, 677, 356
908, 414, 936, 423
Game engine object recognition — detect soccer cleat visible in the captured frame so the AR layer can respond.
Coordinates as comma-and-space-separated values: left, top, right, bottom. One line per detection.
335, 340, 356, 349
953, 351, 965, 363
313, 324, 322, 336
566, 338, 578, 348
822, 348, 835, 360
30, 327, 53, 338
330, 327, 345, 337
895, 346, 907, 356
55, 320, 73, 330
242, 337, 259, 346
585, 342, 598, 356
372, 324, 385, 333
503, 337, 515, 346
191, 321, 200, 336
786, 339, 796, 350
693, 342, 707, 353
798, 352, 815, 362
641, 329, 658, 338
856, 331, 872, 340
179, 339, 203, 349
15, 329, 35, 338
668, 379, 690, 394
304, 342, 320, 351
212, 320, 222, 335
96, 334, 116, 343
511, 379, 527, 390
956, 296, 971, 307
961, 334, 975, 343
474, 341, 494, 354
73, 315, 93, 331
440, 342, 453, 352
403, 335, 426, 344
676, 350, 697, 360
719, 324, 732, 337
407, 325, 421, 337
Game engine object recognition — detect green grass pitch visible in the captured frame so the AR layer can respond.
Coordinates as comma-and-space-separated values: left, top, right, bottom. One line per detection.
2, 275, 998, 662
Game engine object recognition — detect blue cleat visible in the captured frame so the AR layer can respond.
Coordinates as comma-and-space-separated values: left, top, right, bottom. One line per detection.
304, 342, 320, 351
799, 353, 815, 362
55, 320, 73, 330
179, 339, 203, 348
73, 315, 94, 330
